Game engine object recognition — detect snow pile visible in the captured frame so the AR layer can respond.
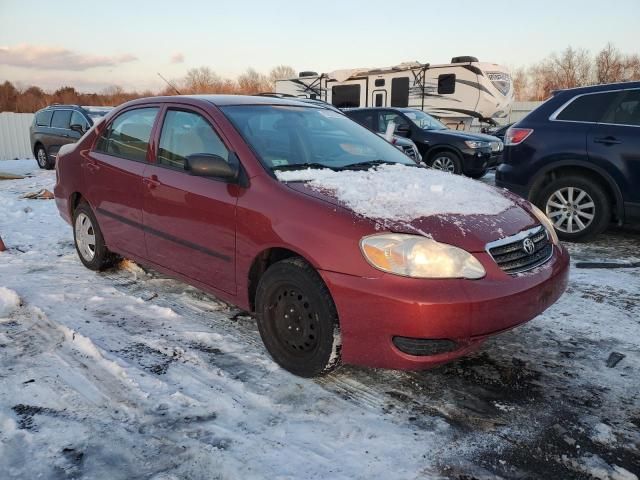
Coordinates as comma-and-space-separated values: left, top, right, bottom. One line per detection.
276, 164, 514, 221
0, 287, 20, 319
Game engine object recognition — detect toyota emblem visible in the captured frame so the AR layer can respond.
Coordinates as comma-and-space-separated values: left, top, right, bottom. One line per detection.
522, 238, 535, 255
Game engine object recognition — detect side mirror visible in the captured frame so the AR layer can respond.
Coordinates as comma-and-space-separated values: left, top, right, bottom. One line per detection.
70, 124, 85, 134
395, 124, 411, 138
185, 153, 239, 181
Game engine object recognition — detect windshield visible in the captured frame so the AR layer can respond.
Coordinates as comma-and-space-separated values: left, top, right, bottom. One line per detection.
221, 105, 416, 171
403, 110, 447, 130
83, 107, 113, 122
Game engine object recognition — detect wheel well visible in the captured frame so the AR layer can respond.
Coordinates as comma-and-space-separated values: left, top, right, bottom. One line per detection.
529, 166, 619, 220
247, 248, 304, 312
69, 192, 84, 217
33, 142, 44, 156
426, 146, 460, 161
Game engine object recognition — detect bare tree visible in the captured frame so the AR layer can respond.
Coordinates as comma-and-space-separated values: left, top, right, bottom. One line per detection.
237, 68, 270, 94
596, 43, 625, 84
183, 67, 225, 94
511, 67, 529, 101
268, 65, 296, 89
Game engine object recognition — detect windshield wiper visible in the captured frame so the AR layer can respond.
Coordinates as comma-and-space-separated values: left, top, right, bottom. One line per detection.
271, 162, 338, 172
341, 160, 407, 170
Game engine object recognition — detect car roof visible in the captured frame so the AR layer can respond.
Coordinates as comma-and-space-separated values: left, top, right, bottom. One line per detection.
554, 81, 640, 96
126, 94, 327, 108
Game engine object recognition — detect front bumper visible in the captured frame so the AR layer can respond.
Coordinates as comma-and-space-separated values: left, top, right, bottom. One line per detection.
461, 147, 493, 173
320, 245, 570, 370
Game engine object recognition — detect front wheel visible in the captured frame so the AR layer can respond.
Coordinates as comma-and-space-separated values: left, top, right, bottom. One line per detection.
429, 151, 462, 174
536, 176, 610, 242
73, 202, 119, 270
255, 258, 342, 377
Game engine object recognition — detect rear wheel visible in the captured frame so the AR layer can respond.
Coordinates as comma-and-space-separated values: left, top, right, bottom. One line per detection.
73, 202, 119, 270
255, 258, 341, 377
429, 151, 462, 174
536, 175, 610, 242
35, 145, 52, 170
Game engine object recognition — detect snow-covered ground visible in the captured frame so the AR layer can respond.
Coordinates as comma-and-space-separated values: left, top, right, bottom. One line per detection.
0, 160, 638, 480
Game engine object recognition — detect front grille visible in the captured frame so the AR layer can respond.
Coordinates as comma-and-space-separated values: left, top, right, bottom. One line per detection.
401, 145, 417, 160
487, 226, 553, 274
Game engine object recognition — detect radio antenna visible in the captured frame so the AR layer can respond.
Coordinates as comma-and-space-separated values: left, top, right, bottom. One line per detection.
157, 72, 182, 95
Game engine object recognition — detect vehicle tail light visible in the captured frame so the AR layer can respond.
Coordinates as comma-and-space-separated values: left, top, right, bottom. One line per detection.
505, 127, 533, 146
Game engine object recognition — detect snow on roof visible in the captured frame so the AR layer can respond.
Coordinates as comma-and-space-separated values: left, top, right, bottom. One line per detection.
276, 164, 514, 221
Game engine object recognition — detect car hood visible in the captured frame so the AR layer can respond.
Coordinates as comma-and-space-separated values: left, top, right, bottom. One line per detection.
423, 129, 501, 143
284, 181, 538, 252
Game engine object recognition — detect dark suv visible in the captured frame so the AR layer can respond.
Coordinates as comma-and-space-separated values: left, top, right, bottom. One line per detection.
496, 82, 640, 242
30, 105, 112, 169
345, 107, 502, 178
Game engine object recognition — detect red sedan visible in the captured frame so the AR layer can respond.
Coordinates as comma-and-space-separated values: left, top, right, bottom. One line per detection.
54, 95, 569, 377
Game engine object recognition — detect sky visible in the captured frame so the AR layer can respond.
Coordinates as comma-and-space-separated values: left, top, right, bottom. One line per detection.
1, 0, 639, 93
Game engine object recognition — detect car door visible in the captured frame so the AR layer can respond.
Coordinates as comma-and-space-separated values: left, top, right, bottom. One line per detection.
142, 106, 238, 294
587, 88, 640, 208
48, 109, 74, 158
86, 106, 160, 258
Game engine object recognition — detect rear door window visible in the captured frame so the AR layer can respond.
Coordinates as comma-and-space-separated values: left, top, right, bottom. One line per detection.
95, 107, 159, 162
555, 91, 621, 123
51, 110, 72, 129
347, 110, 376, 130
158, 109, 229, 170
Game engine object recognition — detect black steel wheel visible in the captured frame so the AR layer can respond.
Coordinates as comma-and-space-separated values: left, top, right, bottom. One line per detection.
255, 258, 341, 377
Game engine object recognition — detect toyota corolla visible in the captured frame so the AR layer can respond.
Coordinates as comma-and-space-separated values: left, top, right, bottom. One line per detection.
54, 95, 569, 377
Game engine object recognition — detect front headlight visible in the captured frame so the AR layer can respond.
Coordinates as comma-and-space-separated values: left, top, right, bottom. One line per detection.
530, 203, 559, 245
464, 140, 490, 149
360, 234, 486, 279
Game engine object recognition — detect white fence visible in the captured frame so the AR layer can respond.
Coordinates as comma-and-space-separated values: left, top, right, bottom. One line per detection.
0, 112, 35, 161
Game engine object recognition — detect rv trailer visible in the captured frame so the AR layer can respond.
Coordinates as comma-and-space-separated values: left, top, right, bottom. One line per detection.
274, 56, 513, 130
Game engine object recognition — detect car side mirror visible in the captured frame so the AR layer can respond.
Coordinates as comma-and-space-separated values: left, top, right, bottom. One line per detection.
70, 124, 85, 134
395, 124, 411, 138
185, 153, 239, 181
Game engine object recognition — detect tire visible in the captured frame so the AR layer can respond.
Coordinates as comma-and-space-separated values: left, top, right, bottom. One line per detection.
73, 201, 119, 270
35, 145, 53, 170
467, 168, 488, 179
428, 151, 462, 175
255, 257, 342, 377
536, 175, 611, 242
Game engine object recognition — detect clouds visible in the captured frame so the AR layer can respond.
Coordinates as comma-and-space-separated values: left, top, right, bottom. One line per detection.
170, 52, 185, 64
0, 44, 137, 71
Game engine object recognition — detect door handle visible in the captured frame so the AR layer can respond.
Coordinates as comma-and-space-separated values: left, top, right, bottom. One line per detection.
143, 175, 160, 190
594, 136, 622, 145
85, 159, 100, 173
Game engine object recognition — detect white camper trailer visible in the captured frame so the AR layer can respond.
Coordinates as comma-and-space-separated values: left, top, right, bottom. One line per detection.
274, 56, 513, 130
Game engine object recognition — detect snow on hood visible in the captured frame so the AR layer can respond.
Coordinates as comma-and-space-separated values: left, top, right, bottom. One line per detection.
275, 164, 514, 222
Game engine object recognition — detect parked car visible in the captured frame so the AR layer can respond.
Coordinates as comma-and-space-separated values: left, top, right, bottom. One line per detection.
30, 104, 112, 169
258, 94, 421, 162
54, 95, 569, 377
486, 122, 513, 142
344, 107, 503, 178
496, 82, 640, 242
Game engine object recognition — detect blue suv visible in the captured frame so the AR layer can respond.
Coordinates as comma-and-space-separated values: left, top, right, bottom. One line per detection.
496, 82, 640, 242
